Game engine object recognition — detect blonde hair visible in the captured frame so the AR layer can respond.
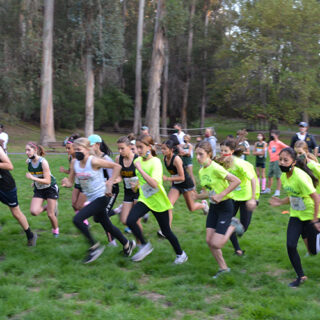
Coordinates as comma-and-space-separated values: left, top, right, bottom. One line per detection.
136, 134, 157, 156
294, 140, 318, 163
184, 134, 191, 142
73, 137, 95, 155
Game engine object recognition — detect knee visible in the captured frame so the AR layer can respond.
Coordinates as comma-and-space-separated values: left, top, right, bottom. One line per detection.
30, 210, 38, 216
120, 216, 127, 225
287, 241, 297, 253
93, 214, 100, 223
73, 214, 81, 227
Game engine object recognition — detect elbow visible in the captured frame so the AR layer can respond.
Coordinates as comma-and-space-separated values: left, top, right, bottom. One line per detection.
7, 164, 14, 171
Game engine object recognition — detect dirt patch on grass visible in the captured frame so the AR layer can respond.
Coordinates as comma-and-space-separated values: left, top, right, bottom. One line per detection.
205, 294, 222, 304
140, 291, 165, 302
266, 268, 287, 277
138, 274, 149, 285
10, 309, 32, 320
0, 255, 5, 262
29, 287, 41, 292
63, 293, 79, 299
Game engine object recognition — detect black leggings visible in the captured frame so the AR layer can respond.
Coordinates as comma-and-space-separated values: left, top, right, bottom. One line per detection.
230, 200, 253, 251
126, 201, 183, 255
73, 196, 128, 247
287, 217, 310, 278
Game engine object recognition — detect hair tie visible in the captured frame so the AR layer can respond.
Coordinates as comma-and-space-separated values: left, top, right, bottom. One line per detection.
29, 142, 38, 150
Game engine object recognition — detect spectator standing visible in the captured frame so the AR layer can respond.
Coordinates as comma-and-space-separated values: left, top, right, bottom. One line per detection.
290, 122, 318, 156
203, 127, 217, 158
0, 124, 9, 153
173, 123, 185, 145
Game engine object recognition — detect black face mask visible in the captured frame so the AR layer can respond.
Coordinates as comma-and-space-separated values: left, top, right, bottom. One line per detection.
279, 163, 294, 172
298, 154, 306, 161
75, 152, 85, 161
29, 155, 36, 160
269, 135, 274, 141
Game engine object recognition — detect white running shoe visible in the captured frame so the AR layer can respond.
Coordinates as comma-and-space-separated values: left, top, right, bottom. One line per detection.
114, 204, 123, 214
202, 200, 209, 215
107, 239, 118, 247
261, 188, 271, 194
273, 190, 280, 197
174, 251, 188, 264
132, 242, 153, 262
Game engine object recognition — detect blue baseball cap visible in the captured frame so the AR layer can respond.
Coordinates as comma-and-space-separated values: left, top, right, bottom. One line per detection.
88, 134, 102, 145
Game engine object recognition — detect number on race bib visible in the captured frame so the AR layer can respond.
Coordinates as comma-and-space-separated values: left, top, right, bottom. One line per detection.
172, 174, 183, 184
35, 181, 51, 189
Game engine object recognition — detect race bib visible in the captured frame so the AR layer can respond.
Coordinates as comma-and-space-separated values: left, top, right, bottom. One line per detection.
141, 183, 158, 198
209, 190, 216, 204
124, 177, 138, 189
35, 181, 51, 190
172, 174, 183, 184
290, 196, 306, 211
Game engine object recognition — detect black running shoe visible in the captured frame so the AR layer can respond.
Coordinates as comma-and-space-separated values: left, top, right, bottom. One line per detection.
27, 232, 37, 247
123, 240, 136, 257
83, 243, 105, 264
289, 277, 306, 288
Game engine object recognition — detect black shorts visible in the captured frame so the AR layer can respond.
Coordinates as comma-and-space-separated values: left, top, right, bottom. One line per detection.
255, 161, 266, 168
206, 199, 234, 235
0, 187, 18, 208
74, 183, 82, 192
171, 177, 194, 194
124, 189, 139, 203
33, 184, 59, 200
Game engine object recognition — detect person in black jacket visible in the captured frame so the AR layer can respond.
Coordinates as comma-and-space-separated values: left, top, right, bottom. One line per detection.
290, 122, 318, 156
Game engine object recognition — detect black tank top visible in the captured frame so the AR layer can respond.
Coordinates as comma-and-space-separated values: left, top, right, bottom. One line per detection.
119, 154, 138, 191
0, 160, 16, 191
164, 154, 191, 182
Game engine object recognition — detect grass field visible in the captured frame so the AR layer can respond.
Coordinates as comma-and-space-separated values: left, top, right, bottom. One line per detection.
1, 150, 320, 320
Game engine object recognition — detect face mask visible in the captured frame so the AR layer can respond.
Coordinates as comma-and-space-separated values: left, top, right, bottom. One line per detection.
183, 140, 187, 143
298, 154, 306, 161
257, 136, 263, 140
75, 152, 85, 161
222, 153, 232, 157
279, 163, 294, 172
205, 133, 210, 138
29, 155, 36, 160
175, 129, 179, 133
143, 150, 151, 159
269, 135, 274, 141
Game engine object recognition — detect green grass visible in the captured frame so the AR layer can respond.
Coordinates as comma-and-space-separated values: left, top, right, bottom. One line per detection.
1, 152, 320, 320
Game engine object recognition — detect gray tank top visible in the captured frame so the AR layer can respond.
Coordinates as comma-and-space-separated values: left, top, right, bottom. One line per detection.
74, 156, 106, 201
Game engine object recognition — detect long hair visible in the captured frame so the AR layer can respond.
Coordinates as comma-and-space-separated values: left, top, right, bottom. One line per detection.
27, 142, 45, 156
294, 140, 318, 163
280, 147, 318, 188
136, 134, 157, 156
195, 141, 213, 159
216, 139, 236, 169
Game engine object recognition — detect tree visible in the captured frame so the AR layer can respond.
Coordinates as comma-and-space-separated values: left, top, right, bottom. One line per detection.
145, 0, 166, 142
40, 0, 56, 145
133, 0, 145, 135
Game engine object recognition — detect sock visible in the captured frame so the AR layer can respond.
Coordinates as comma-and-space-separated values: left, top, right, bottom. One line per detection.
52, 227, 59, 234
24, 227, 33, 240
262, 178, 266, 190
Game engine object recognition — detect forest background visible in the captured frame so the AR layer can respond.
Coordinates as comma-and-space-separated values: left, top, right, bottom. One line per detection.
1, 0, 320, 144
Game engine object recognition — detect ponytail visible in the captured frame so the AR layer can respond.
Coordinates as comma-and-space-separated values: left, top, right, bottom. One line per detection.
27, 142, 46, 156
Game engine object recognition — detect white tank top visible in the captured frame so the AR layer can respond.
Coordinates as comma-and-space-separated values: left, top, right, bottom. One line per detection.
74, 156, 106, 201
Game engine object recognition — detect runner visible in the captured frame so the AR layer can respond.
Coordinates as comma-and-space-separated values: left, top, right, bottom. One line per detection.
161, 139, 208, 235
126, 135, 188, 263
59, 134, 87, 223
193, 141, 243, 278
217, 139, 257, 256
252, 133, 267, 192
61, 137, 135, 263
179, 134, 196, 186
0, 146, 37, 246
25, 142, 59, 237
269, 147, 320, 287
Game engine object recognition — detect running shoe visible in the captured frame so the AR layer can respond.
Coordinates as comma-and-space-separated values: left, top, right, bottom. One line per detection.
231, 217, 244, 236
83, 243, 105, 264
289, 276, 307, 288
157, 230, 166, 238
27, 232, 37, 247
260, 188, 271, 194
212, 268, 230, 279
132, 242, 153, 262
107, 239, 118, 247
114, 204, 123, 215
174, 251, 188, 264
124, 227, 132, 234
123, 240, 136, 257
273, 190, 280, 197
143, 213, 149, 223
202, 200, 209, 215
52, 228, 59, 238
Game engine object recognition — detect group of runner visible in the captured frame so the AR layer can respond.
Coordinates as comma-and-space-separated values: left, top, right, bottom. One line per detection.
0, 127, 320, 288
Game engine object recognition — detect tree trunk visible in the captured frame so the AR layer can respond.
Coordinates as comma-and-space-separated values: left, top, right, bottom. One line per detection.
302, 110, 309, 123
40, 0, 56, 146
133, 0, 145, 135
200, 5, 209, 131
181, 0, 196, 129
145, 0, 165, 142
161, 37, 169, 137
84, 50, 95, 137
